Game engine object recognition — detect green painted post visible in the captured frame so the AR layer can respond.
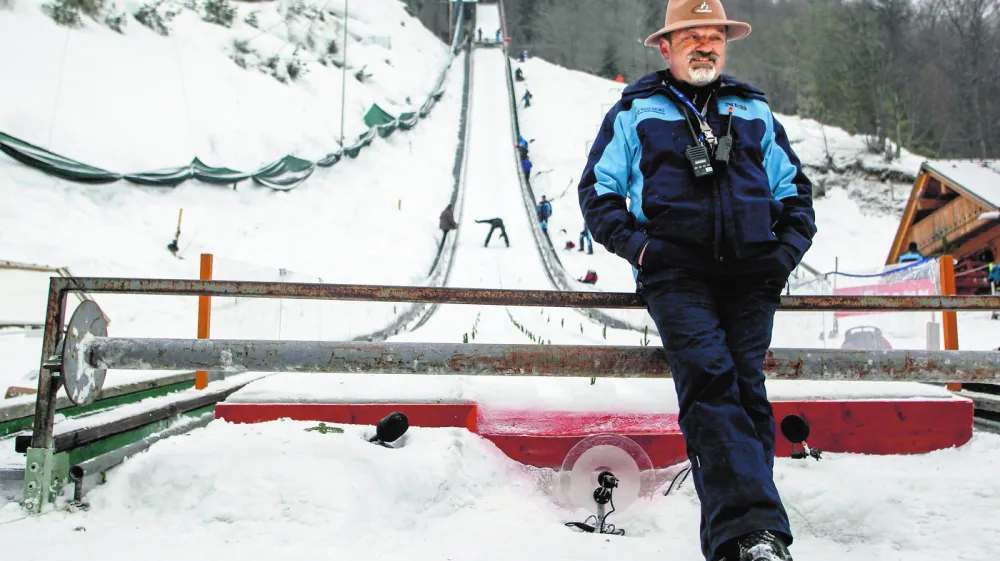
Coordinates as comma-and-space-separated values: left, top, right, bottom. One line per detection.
49, 452, 70, 504
22, 447, 53, 513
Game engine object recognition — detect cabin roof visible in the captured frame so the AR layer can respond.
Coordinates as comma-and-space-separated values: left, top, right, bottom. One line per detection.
922, 160, 1000, 209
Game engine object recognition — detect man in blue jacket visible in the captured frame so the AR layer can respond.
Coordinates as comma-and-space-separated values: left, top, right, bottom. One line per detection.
578, 1, 815, 560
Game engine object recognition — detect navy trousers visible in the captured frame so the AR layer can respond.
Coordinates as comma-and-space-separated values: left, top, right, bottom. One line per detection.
641, 267, 791, 560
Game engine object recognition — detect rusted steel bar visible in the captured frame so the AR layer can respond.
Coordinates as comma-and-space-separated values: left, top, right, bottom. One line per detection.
31, 278, 68, 449
48, 277, 1000, 311
84, 337, 1000, 383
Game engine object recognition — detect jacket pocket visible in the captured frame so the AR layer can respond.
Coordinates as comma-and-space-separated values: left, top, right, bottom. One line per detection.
734, 196, 781, 247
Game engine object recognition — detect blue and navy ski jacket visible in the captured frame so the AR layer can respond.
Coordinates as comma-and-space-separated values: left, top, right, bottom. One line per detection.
578, 70, 816, 280
537, 200, 552, 220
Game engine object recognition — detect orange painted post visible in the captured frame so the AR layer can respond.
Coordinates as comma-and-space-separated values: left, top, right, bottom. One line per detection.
196, 253, 214, 390
939, 255, 961, 391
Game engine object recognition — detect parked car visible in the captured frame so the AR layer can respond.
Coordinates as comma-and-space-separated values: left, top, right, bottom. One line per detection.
841, 326, 892, 350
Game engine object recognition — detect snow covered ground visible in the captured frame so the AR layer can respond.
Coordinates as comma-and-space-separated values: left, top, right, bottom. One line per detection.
0, 420, 997, 561
1, 3, 998, 559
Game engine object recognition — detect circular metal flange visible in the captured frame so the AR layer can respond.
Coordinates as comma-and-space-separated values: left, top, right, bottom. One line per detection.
62, 300, 108, 406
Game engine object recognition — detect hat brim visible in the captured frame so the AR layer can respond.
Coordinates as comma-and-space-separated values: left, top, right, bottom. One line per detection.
643, 20, 751, 47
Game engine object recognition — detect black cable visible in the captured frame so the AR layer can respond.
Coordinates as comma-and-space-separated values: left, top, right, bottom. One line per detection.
663, 466, 692, 496
565, 490, 625, 536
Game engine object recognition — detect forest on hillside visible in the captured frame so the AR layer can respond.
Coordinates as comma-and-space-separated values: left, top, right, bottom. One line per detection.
407, 0, 1000, 161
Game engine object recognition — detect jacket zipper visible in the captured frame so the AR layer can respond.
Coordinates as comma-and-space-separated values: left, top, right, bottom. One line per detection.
713, 180, 724, 262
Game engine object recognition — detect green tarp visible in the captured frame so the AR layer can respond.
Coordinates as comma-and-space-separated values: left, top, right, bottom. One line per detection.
363, 103, 396, 128
0, 2, 467, 192
0, 131, 121, 184
252, 155, 315, 190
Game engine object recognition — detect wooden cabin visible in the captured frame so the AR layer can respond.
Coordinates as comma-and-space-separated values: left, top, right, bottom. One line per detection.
886, 160, 1000, 295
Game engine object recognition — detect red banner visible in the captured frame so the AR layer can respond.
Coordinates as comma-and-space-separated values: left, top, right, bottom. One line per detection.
833, 278, 937, 317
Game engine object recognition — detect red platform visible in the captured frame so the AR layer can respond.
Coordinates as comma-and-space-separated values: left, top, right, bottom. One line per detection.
215, 397, 973, 468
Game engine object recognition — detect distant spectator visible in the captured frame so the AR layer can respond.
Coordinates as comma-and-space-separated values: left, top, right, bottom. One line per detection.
517, 135, 529, 159
522, 89, 533, 108
579, 224, 593, 254
898, 242, 922, 263
989, 264, 1000, 289
439, 204, 458, 249
536, 195, 552, 235
440, 204, 458, 233
521, 157, 533, 187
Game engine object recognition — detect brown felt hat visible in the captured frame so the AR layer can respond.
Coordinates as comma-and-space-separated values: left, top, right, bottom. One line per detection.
643, 0, 751, 47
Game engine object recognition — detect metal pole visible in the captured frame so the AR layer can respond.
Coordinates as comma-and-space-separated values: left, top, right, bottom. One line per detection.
196, 253, 213, 389
29, 280, 66, 449
23, 278, 68, 513
36, 277, 1000, 312
340, 0, 348, 148
82, 337, 1000, 383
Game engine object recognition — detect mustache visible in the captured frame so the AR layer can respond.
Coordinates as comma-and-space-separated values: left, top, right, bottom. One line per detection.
688, 52, 718, 62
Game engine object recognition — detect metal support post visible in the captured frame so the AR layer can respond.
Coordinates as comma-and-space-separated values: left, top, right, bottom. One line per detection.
23, 279, 68, 513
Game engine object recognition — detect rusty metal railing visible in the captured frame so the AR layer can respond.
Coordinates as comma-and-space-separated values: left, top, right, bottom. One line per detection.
86, 337, 1000, 383
19, 275, 1000, 514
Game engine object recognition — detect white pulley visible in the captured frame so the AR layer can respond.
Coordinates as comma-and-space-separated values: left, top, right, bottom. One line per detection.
558, 433, 655, 516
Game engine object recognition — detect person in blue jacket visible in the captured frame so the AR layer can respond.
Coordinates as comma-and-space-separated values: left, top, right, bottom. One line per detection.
536, 195, 552, 234
521, 157, 533, 187
897, 241, 923, 263
577, 1, 815, 560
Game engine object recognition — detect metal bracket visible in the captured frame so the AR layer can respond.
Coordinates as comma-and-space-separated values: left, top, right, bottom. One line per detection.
22, 447, 53, 514
50, 452, 69, 504
21, 448, 70, 514
62, 300, 108, 406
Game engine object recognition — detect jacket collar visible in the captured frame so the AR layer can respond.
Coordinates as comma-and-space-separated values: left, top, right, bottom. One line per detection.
621, 70, 767, 105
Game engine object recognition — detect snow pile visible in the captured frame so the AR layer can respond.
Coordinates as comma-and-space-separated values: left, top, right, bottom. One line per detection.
1, 421, 997, 560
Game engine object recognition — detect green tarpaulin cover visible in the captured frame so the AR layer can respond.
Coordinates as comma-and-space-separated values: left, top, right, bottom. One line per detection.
0, 1, 468, 192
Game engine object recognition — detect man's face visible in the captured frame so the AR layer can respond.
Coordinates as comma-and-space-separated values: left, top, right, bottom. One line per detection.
659, 25, 727, 85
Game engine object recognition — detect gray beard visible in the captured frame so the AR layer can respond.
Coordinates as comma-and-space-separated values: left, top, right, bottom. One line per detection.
688, 66, 717, 84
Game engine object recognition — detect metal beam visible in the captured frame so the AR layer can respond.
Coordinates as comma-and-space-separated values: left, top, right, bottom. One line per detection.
85, 337, 1000, 383
46, 277, 1000, 311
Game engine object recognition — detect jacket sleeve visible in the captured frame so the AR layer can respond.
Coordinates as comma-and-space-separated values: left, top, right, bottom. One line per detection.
578, 103, 648, 268
764, 111, 817, 266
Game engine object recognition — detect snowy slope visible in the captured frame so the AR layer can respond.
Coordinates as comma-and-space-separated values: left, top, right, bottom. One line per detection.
0, 0, 467, 389
0, 0, 449, 171
1, 420, 997, 561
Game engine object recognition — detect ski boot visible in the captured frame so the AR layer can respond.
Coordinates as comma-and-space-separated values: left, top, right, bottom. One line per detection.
712, 531, 793, 561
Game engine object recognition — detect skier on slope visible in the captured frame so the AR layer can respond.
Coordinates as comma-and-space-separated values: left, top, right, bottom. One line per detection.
475, 218, 509, 247
578, 1, 816, 560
